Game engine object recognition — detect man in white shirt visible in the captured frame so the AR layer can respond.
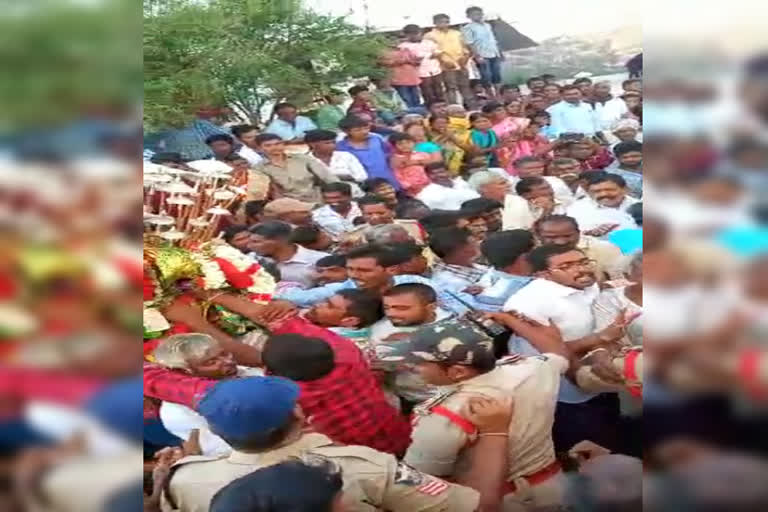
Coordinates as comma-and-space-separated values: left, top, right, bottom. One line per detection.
547, 85, 602, 139
591, 81, 629, 134
311, 182, 362, 240
510, 156, 574, 206
503, 177, 568, 230
231, 124, 264, 167
566, 172, 639, 236
502, 244, 628, 452
417, 161, 480, 210
250, 221, 329, 288
304, 129, 368, 188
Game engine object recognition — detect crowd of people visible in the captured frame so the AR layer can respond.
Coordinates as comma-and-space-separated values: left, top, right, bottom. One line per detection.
140, 6, 649, 512
139, 14, 653, 512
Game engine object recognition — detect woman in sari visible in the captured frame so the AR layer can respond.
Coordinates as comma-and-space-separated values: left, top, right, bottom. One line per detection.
429, 115, 473, 176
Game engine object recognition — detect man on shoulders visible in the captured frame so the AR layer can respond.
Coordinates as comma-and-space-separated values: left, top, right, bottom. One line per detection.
264, 102, 317, 143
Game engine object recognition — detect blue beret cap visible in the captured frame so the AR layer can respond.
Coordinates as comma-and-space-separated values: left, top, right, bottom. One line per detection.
197, 377, 300, 443
85, 376, 143, 444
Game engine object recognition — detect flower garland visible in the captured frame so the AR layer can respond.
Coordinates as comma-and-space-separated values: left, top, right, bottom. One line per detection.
192, 244, 275, 302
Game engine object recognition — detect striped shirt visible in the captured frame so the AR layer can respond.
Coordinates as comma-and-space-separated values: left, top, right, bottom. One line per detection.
461, 22, 500, 59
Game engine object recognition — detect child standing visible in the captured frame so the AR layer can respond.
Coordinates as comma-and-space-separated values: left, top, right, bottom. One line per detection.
389, 132, 433, 196
469, 113, 499, 167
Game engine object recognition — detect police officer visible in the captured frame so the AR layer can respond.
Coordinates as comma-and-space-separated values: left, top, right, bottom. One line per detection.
161, 376, 510, 511
380, 320, 570, 510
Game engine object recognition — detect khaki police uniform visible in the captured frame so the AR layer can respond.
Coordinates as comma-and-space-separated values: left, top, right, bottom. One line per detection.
162, 433, 479, 512
575, 347, 643, 395
405, 354, 569, 510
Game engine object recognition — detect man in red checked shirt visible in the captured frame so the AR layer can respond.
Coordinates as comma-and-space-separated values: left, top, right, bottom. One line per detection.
144, 295, 412, 456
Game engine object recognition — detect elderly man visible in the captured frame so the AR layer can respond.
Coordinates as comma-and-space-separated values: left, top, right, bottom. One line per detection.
152, 333, 263, 456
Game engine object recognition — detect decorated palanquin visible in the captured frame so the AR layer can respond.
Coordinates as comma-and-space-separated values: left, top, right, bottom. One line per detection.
143, 239, 276, 357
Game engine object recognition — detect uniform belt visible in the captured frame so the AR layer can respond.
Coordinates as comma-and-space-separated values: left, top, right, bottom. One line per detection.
503, 460, 562, 494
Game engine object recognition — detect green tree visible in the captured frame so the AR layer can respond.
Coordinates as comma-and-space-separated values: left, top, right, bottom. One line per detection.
144, 0, 387, 131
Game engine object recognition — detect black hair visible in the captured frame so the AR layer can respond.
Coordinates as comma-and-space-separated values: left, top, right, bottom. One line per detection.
274, 102, 297, 114
316, 254, 346, 268
622, 78, 641, 88
382, 241, 424, 263
614, 140, 643, 157
429, 114, 449, 126
150, 152, 183, 164
459, 202, 490, 220
580, 169, 608, 182
627, 202, 642, 226
433, 13, 450, 22
254, 133, 283, 146
304, 129, 338, 143
290, 225, 322, 245
515, 176, 549, 195
403, 24, 421, 34
347, 85, 369, 97
531, 110, 551, 119
263, 334, 335, 381
230, 124, 258, 139
320, 182, 352, 196
526, 76, 544, 87
561, 84, 581, 93
481, 230, 535, 269
481, 101, 504, 114
389, 132, 413, 145
250, 221, 293, 240
534, 214, 580, 232
336, 289, 383, 327
419, 210, 463, 232
383, 282, 437, 304
573, 77, 593, 86
222, 224, 251, 243
205, 134, 234, 146
527, 244, 582, 272
424, 161, 447, 173
500, 84, 520, 93
460, 197, 503, 213
345, 244, 405, 268
428, 227, 473, 258
357, 194, 391, 209
427, 100, 448, 110
541, 73, 557, 80
586, 172, 627, 189
210, 460, 343, 512
245, 200, 266, 219
466, 6, 482, 15
514, 155, 544, 168
396, 199, 430, 219
361, 177, 392, 193
338, 115, 369, 131
469, 112, 489, 123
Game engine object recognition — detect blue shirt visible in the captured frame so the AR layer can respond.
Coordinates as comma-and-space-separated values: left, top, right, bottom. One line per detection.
336, 134, 400, 189
546, 101, 601, 137
264, 116, 317, 141
473, 271, 534, 311
461, 22, 500, 59
608, 228, 643, 254
275, 275, 469, 314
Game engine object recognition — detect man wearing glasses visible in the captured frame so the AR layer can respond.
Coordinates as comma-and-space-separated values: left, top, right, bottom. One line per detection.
500, 244, 633, 455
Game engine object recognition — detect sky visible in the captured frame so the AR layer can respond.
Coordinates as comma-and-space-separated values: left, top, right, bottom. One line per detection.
305, 0, 641, 40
